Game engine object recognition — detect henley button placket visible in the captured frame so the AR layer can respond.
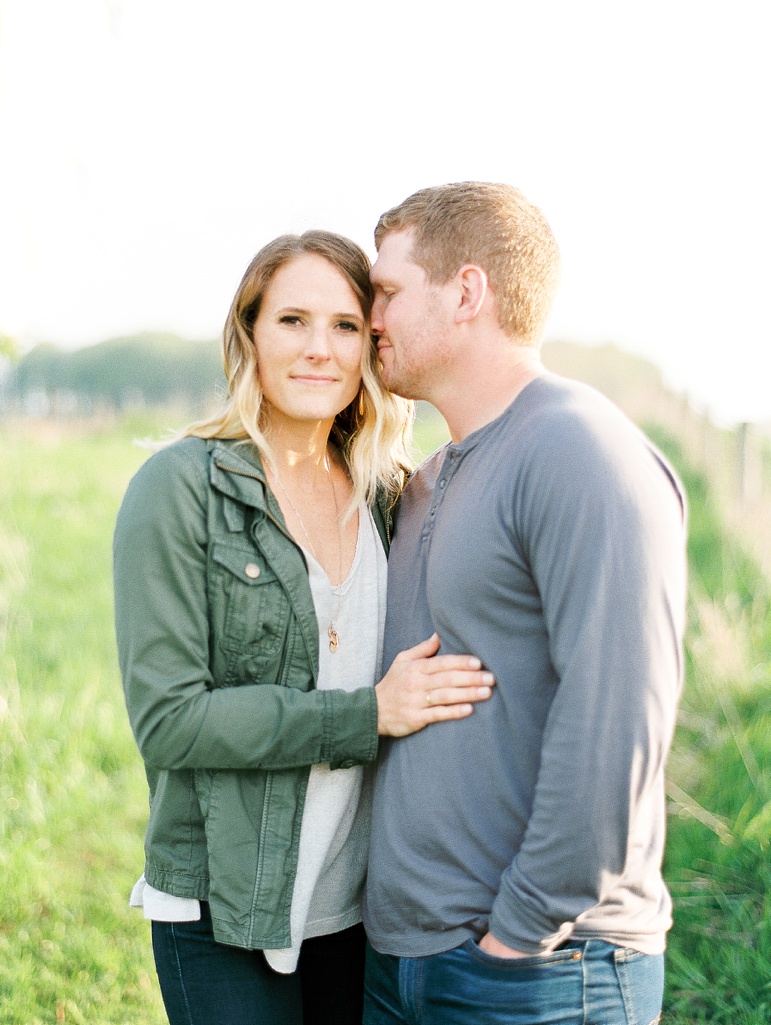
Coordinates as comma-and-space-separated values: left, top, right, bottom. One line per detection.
423, 451, 459, 538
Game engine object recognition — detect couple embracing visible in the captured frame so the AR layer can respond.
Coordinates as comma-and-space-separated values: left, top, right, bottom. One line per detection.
114, 182, 686, 1025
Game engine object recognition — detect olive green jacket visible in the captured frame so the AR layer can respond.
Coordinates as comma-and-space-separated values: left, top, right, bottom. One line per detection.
113, 437, 391, 950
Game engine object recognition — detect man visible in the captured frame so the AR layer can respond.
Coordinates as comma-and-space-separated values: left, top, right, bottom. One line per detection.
362, 182, 687, 1025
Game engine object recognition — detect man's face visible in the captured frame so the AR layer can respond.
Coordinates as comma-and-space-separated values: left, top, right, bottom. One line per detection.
370, 229, 453, 400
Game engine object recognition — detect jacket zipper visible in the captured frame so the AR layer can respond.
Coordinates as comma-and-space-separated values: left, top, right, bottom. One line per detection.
385, 493, 396, 546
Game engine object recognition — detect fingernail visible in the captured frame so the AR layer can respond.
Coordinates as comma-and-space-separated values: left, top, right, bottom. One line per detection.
468, 657, 481, 669
479, 686, 492, 698
481, 672, 494, 684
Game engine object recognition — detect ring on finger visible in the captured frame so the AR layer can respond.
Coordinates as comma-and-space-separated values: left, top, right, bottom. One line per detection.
425, 690, 434, 706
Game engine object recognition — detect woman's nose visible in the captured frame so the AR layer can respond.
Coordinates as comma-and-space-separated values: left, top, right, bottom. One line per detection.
305, 324, 332, 358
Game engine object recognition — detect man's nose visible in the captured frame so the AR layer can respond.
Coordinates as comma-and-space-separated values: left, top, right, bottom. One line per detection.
371, 296, 385, 335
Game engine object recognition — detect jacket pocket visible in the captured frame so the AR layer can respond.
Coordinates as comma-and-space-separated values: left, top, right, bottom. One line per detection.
210, 541, 290, 685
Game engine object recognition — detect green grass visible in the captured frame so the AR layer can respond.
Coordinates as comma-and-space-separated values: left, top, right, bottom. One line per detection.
411, 402, 451, 460
0, 417, 168, 1024
1, 413, 769, 1022
648, 425, 771, 1022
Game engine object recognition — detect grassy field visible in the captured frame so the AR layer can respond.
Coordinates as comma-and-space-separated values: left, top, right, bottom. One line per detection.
649, 426, 771, 1021
0, 413, 769, 1023
0, 417, 168, 1024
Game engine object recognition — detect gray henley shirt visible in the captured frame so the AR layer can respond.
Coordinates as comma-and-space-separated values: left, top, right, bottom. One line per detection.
363, 373, 687, 957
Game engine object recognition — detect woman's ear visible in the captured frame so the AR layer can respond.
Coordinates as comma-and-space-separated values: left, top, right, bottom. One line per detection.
454, 265, 488, 324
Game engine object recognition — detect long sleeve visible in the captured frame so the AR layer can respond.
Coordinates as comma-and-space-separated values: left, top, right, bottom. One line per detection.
489, 422, 687, 951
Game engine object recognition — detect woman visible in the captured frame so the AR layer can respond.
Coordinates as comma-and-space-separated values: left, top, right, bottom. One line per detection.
113, 231, 494, 1025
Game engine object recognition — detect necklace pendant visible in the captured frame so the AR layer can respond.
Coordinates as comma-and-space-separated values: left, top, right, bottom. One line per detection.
328, 626, 339, 653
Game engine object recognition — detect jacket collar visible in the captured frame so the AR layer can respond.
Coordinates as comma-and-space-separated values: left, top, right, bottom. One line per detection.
207, 436, 396, 554
208, 439, 269, 510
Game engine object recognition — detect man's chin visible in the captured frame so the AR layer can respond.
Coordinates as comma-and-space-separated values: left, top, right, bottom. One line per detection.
377, 360, 396, 390
378, 357, 422, 399
379, 367, 411, 399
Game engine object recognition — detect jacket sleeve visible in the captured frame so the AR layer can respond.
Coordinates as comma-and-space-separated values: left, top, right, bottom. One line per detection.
488, 424, 687, 952
113, 441, 378, 772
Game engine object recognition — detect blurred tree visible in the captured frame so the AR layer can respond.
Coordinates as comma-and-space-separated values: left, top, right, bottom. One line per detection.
7, 333, 224, 411
0, 333, 19, 361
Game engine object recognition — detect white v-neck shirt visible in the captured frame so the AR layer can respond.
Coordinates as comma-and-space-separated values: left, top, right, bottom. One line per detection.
131, 502, 388, 974
264, 501, 387, 971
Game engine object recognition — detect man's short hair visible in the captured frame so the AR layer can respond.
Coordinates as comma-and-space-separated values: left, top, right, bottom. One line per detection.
375, 182, 560, 345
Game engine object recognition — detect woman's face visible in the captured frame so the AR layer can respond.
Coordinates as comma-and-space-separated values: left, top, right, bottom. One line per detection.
253, 253, 366, 432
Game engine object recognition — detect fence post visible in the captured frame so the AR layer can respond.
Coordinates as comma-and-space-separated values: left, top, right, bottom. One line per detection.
735, 422, 763, 502
736, 423, 748, 501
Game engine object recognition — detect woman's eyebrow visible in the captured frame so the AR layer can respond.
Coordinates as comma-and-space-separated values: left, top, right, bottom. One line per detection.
278, 305, 363, 321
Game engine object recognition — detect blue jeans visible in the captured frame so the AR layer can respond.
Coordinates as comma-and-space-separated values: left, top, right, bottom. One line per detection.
363, 938, 663, 1025
152, 902, 366, 1025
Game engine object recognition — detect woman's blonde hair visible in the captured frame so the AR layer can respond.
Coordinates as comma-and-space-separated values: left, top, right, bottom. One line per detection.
181, 230, 413, 509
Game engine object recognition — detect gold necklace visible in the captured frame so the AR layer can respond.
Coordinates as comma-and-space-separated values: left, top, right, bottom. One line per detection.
270, 457, 343, 653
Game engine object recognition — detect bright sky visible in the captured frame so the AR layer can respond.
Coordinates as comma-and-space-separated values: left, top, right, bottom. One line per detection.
0, 0, 768, 425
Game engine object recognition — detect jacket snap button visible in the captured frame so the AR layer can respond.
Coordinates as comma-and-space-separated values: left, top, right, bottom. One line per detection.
571, 951, 582, 960
244, 562, 261, 579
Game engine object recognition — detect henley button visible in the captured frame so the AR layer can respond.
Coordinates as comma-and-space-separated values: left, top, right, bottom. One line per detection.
439, 479, 446, 488
244, 562, 261, 579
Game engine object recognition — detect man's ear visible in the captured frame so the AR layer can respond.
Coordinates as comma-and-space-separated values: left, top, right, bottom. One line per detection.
454, 265, 488, 324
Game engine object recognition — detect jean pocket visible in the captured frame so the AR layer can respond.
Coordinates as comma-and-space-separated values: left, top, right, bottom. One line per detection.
612, 948, 664, 1025
462, 938, 582, 970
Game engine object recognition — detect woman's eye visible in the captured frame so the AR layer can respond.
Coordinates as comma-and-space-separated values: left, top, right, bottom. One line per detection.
279, 315, 302, 326
337, 321, 361, 333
